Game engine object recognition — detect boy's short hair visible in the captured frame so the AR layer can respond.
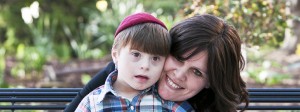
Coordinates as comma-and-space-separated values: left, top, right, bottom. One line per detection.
112, 13, 170, 56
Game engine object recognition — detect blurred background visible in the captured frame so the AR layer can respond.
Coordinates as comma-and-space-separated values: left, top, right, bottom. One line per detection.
0, 0, 299, 89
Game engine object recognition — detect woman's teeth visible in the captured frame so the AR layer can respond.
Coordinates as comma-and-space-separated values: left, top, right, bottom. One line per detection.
167, 78, 181, 89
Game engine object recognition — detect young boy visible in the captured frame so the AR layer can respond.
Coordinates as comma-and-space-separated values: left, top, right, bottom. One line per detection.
75, 12, 193, 112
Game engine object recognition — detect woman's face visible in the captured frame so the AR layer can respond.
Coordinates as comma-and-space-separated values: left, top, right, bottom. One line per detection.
158, 51, 209, 101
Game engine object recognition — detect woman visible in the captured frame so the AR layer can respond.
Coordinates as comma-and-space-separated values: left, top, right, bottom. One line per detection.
65, 14, 249, 112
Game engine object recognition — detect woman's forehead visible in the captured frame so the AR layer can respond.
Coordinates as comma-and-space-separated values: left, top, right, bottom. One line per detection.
182, 49, 207, 60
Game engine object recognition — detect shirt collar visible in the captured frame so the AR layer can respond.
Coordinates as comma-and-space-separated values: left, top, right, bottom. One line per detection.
97, 70, 154, 101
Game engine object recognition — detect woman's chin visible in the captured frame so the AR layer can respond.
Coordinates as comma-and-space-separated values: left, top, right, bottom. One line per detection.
158, 78, 176, 101
158, 85, 172, 100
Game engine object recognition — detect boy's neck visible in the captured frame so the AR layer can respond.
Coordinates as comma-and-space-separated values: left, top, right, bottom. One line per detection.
113, 79, 140, 100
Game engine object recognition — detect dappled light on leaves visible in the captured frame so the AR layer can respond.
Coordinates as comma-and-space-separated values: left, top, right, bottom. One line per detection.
96, 0, 108, 12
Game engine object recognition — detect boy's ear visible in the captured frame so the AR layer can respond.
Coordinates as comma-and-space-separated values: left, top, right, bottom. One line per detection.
111, 49, 118, 64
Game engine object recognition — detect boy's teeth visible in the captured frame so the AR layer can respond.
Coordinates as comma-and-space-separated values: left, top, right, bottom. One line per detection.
167, 78, 180, 89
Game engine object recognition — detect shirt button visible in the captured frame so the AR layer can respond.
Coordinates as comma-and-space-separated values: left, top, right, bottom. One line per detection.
130, 106, 134, 110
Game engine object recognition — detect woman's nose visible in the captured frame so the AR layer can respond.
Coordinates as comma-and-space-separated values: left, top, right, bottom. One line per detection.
174, 67, 187, 81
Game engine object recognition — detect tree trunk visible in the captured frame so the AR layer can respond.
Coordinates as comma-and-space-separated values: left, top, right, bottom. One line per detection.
281, 0, 300, 54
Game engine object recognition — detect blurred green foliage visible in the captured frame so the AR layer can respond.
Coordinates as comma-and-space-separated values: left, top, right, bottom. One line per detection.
0, 0, 290, 87
0, 0, 186, 87
243, 45, 291, 86
0, 47, 6, 87
81, 73, 92, 85
184, 0, 287, 47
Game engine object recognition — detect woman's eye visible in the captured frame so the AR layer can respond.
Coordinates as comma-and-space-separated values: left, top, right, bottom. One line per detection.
193, 69, 203, 77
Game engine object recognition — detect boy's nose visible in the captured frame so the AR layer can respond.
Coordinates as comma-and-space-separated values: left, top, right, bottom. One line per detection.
140, 59, 150, 71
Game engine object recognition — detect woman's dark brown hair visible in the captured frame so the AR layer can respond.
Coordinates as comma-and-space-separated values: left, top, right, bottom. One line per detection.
169, 14, 249, 112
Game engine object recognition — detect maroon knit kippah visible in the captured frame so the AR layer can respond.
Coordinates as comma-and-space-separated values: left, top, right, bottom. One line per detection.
114, 12, 167, 37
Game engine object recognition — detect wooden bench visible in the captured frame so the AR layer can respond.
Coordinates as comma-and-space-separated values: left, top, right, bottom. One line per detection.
0, 88, 300, 111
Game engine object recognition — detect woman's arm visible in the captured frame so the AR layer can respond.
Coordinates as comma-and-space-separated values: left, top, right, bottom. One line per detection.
64, 61, 115, 112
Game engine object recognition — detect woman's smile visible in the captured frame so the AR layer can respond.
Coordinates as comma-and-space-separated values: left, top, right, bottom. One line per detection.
167, 77, 181, 89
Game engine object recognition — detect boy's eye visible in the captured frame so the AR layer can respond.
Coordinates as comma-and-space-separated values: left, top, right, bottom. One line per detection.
152, 56, 160, 61
132, 52, 141, 57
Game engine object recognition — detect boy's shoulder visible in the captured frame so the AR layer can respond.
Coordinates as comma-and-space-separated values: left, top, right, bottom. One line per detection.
148, 85, 194, 111
161, 100, 194, 112
172, 101, 195, 112
89, 85, 105, 95
84, 85, 109, 103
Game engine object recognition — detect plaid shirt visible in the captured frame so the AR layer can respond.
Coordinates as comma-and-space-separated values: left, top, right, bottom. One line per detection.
75, 70, 194, 112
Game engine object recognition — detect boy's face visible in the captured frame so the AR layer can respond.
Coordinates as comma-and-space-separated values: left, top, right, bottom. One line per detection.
112, 45, 165, 91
